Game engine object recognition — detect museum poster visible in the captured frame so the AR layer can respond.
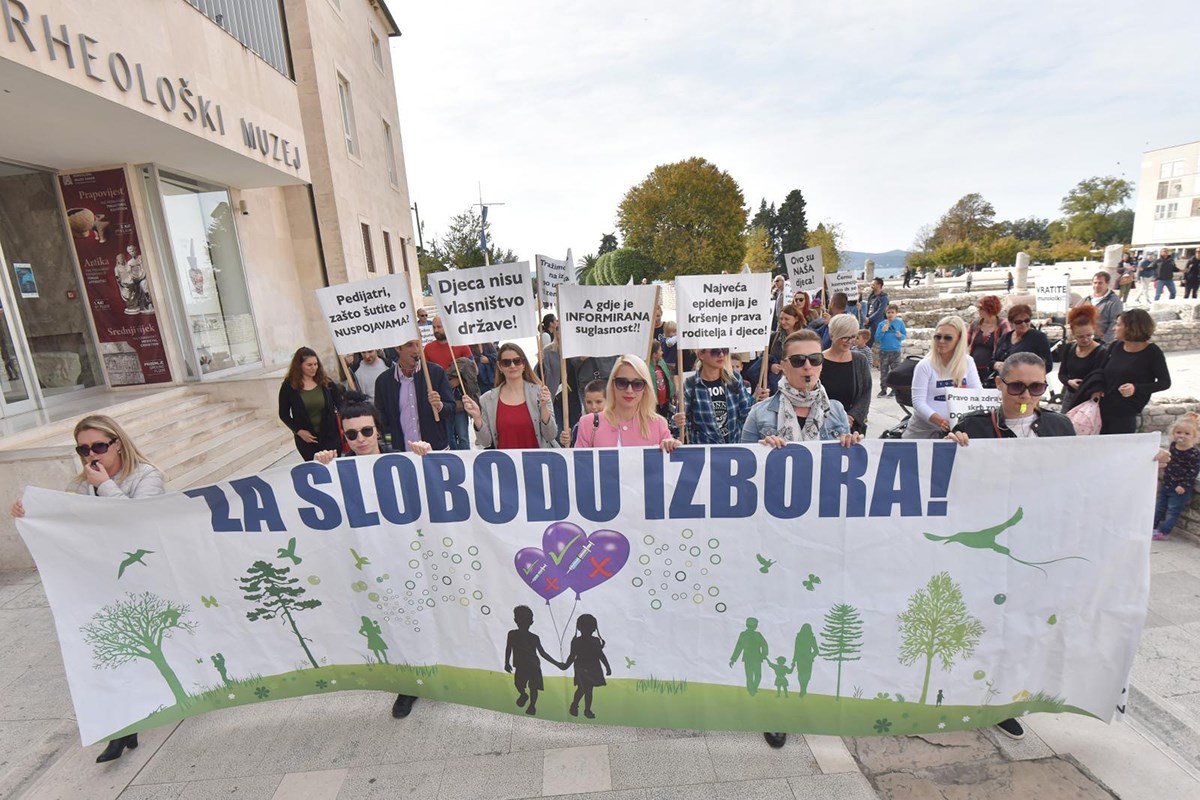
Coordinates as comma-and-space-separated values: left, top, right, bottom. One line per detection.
59, 169, 172, 385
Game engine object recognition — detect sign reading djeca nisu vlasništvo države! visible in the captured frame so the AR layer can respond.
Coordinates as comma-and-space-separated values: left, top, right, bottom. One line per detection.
17, 437, 1156, 745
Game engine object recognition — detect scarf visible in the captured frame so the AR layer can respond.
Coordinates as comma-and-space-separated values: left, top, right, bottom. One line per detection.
775, 376, 831, 442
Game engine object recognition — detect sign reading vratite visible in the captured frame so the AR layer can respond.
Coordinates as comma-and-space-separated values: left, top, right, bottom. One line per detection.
675, 273, 771, 352
19, 437, 1155, 745
558, 284, 658, 358
828, 271, 860, 301
316, 274, 419, 354
785, 247, 823, 295
946, 388, 1003, 427
536, 254, 572, 307
428, 262, 537, 346
1035, 275, 1071, 315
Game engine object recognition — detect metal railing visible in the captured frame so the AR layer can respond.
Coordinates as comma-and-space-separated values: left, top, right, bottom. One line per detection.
183, 0, 292, 79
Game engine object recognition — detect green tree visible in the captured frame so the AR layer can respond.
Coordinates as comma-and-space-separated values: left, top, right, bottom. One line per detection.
995, 217, 1051, 245
617, 157, 747, 278
594, 248, 657, 285
598, 233, 619, 255
934, 193, 996, 246
819, 603, 864, 699
1048, 239, 1092, 262
743, 225, 776, 273
1058, 176, 1133, 246
897, 572, 984, 704
931, 241, 975, 268
81, 592, 196, 706
429, 208, 519, 269
239, 561, 323, 669
776, 189, 809, 269
807, 222, 844, 273
576, 253, 600, 285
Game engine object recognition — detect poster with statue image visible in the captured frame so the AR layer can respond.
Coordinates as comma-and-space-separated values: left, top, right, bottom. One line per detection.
17, 436, 1156, 746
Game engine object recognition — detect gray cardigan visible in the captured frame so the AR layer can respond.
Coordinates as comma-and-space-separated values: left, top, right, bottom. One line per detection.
474, 381, 560, 449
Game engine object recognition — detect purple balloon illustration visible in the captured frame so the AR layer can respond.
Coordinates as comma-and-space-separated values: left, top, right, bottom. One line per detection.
514, 546, 569, 603
564, 529, 630, 597
514, 523, 630, 602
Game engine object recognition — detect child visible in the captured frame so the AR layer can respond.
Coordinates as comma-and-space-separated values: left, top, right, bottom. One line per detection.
875, 304, 908, 397
561, 380, 607, 447
649, 341, 676, 425
1154, 415, 1200, 540
658, 320, 678, 365
769, 656, 793, 698
504, 605, 562, 715
852, 330, 874, 368
561, 613, 611, 718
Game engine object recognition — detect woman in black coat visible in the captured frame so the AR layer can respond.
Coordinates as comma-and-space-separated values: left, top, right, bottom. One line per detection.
1082, 309, 1171, 435
278, 347, 345, 461
993, 303, 1053, 375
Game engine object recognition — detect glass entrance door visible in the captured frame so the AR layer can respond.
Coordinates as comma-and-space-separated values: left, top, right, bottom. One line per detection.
0, 288, 36, 416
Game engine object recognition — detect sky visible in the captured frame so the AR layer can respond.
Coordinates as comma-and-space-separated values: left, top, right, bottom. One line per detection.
390, 0, 1199, 262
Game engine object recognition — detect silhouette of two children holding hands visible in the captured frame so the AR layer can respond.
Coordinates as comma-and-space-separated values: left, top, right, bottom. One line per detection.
505, 606, 611, 718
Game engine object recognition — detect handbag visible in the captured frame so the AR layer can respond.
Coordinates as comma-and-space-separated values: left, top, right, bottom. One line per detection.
1065, 397, 1102, 436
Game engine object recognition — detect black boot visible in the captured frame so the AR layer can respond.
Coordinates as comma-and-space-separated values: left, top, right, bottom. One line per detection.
391, 694, 417, 718
763, 732, 787, 749
96, 733, 138, 763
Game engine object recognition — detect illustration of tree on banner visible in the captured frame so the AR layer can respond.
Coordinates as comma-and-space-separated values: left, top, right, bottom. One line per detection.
80, 592, 197, 706
897, 572, 985, 704
818, 603, 864, 699
239, 561, 323, 669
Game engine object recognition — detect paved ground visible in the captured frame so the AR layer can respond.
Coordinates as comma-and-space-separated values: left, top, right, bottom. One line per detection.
3, 379, 1200, 799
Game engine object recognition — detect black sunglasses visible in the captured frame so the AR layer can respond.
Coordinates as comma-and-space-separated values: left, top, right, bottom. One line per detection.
932, 334, 956, 342
1010, 318, 1032, 325
613, 377, 647, 391
703, 348, 729, 356
344, 426, 375, 441
1000, 380, 1047, 397
499, 357, 524, 367
786, 353, 825, 367
76, 438, 117, 457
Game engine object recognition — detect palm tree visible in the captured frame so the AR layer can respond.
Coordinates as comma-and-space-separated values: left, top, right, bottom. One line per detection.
576, 253, 599, 285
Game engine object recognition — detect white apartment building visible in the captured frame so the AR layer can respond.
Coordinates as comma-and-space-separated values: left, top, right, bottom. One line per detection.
1130, 140, 1200, 256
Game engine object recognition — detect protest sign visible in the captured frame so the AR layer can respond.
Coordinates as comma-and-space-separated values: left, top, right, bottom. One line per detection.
428, 261, 537, 346
20, 436, 1155, 745
828, 271, 860, 301
946, 387, 1003, 427
785, 247, 823, 295
675, 273, 771, 352
536, 254, 573, 307
1035, 275, 1071, 315
558, 284, 658, 358
315, 274, 420, 354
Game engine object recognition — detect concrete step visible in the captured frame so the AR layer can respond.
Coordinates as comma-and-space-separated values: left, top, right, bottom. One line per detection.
155, 414, 271, 476
0, 386, 194, 451
165, 423, 292, 492
116, 394, 217, 441
145, 406, 262, 467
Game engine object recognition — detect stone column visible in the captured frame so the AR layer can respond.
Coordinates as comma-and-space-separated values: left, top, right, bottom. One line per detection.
1015, 252, 1030, 292
864, 259, 875, 283
1103, 244, 1123, 276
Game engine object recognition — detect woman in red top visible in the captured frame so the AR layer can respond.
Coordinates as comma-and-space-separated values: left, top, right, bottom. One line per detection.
463, 343, 558, 448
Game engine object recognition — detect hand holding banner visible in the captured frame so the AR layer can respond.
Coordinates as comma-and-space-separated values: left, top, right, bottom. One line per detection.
558, 284, 659, 358
429, 262, 538, 346
315, 274, 420, 354
675, 273, 771, 353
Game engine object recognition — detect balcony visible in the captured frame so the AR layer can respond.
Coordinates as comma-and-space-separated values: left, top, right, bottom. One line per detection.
183, 0, 292, 79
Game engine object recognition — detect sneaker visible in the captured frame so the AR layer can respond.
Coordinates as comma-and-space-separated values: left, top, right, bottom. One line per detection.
995, 718, 1024, 739
877, 390, 888, 398
763, 732, 787, 748
1152, 531, 1170, 541
391, 694, 417, 718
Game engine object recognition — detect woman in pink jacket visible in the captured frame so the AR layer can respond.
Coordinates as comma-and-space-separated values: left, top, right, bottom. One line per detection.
574, 354, 681, 452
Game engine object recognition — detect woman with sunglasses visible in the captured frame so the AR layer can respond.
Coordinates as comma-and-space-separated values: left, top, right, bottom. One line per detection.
904, 316, 982, 439
992, 304, 1053, 375
278, 346, 346, 462
463, 342, 559, 449
1058, 305, 1107, 412
821, 314, 872, 436
1083, 308, 1171, 435
673, 346, 766, 444
11, 414, 164, 763
574, 355, 681, 451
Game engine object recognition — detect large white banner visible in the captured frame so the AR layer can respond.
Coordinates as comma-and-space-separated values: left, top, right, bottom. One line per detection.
315, 274, 420, 354
675, 273, 771, 353
428, 262, 538, 346
785, 247, 824, 296
558, 284, 658, 358
19, 438, 1155, 745
536, 254, 573, 307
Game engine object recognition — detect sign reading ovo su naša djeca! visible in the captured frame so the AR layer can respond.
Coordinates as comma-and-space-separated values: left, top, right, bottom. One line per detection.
428, 262, 538, 346
17, 437, 1156, 746
785, 247, 824, 295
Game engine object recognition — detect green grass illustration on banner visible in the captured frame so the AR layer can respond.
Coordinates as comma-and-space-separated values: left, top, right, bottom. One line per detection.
897, 572, 985, 704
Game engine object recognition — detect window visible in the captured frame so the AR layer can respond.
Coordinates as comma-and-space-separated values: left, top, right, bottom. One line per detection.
1155, 204, 1166, 220
370, 28, 383, 69
1160, 159, 1184, 179
1166, 203, 1178, 219
337, 72, 359, 157
1158, 179, 1183, 200
1192, 198, 1200, 217
383, 231, 396, 274
382, 120, 398, 186
362, 223, 375, 272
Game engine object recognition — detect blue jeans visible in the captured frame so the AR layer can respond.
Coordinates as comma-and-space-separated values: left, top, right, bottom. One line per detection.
1155, 279, 1176, 300
450, 408, 471, 450
1154, 485, 1192, 535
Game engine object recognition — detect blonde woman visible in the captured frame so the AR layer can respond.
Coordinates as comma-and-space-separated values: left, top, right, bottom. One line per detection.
575, 355, 680, 452
821, 314, 872, 435
463, 342, 558, 448
903, 316, 982, 439
10, 414, 165, 763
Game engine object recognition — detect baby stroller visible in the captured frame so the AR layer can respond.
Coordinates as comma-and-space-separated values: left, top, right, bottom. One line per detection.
879, 356, 922, 439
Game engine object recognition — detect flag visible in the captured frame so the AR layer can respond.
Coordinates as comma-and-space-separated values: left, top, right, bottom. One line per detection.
741, 263, 751, 274
479, 205, 488, 255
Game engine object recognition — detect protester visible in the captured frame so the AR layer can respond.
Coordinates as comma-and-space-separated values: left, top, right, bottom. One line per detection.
1083, 271, 1122, 344
674, 347, 766, 444
353, 350, 389, 402
374, 339, 454, 452
1079, 309, 1171, 435
423, 316, 472, 370
904, 316, 982, 439
1118, 253, 1136, 303
574, 355, 680, 452
648, 340, 676, 428
473, 342, 498, 393
562, 380, 607, 447
11, 414, 164, 762
416, 305, 434, 344
564, 355, 619, 428
464, 343, 558, 449
821, 314, 872, 435
1135, 256, 1157, 304
791, 290, 817, 324
1057, 305, 1107, 412
312, 402, 421, 718
750, 302, 804, 395
993, 304, 1053, 374
875, 304, 907, 397
770, 275, 788, 331
448, 356, 480, 451
1154, 247, 1179, 300
859, 278, 888, 344
540, 314, 558, 349
809, 292, 848, 348
1184, 250, 1200, 300
967, 296, 1010, 388
278, 347, 347, 461
658, 320, 679, 366
1153, 415, 1200, 540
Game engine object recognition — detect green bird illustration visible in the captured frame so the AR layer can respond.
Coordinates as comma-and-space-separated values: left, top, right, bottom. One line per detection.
755, 554, 776, 573
923, 507, 1089, 575
350, 548, 370, 570
625, 656, 636, 669
276, 537, 301, 565
117, 549, 154, 579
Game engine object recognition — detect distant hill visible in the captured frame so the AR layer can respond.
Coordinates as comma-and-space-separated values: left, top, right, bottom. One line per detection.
840, 249, 910, 275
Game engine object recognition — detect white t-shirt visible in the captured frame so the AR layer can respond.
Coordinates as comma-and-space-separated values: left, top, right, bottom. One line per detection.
1005, 413, 1036, 438
904, 357, 983, 439
354, 358, 390, 401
